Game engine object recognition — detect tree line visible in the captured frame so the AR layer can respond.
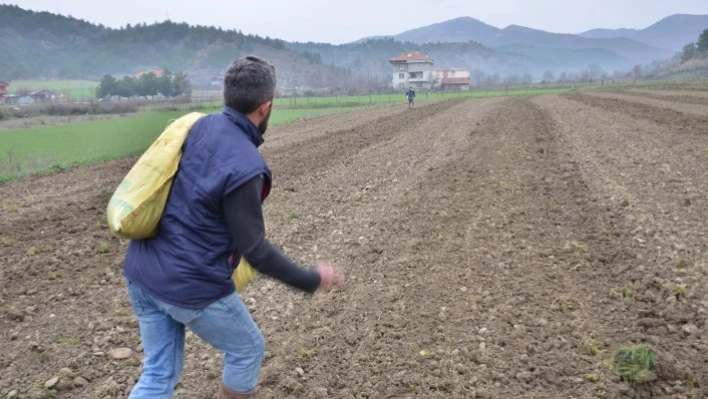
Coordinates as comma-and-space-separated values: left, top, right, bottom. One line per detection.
96, 70, 191, 99
679, 29, 708, 63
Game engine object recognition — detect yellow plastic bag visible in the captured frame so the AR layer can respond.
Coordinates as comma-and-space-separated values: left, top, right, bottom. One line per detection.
233, 258, 259, 292
107, 112, 205, 239
106, 111, 258, 292
231, 221, 267, 292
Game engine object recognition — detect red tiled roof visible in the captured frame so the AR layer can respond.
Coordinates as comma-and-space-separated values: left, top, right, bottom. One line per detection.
441, 77, 470, 85
136, 69, 166, 78
0, 81, 9, 87
434, 67, 468, 72
389, 51, 432, 62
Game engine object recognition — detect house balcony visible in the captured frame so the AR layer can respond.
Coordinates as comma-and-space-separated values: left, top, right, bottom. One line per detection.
407, 77, 430, 83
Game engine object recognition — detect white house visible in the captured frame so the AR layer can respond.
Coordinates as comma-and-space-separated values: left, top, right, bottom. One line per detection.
432, 67, 471, 91
389, 51, 434, 90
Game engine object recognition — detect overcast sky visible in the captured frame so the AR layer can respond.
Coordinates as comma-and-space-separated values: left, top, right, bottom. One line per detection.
11, 0, 708, 44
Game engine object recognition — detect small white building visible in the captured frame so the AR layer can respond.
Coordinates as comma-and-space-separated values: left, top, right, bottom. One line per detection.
432, 67, 471, 91
389, 51, 434, 90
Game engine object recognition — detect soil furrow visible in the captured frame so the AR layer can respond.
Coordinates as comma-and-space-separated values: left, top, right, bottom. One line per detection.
2, 93, 707, 399
619, 90, 708, 106
563, 93, 708, 133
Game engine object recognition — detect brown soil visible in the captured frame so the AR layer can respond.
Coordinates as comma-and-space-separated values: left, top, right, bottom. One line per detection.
582, 91, 708, 117
621, 89, 708, 106
564, 92, 708, 133
1, 95, 707, 399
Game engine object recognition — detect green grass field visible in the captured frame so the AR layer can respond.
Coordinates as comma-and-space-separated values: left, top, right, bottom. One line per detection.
0, 104, 368, 183
7, 79, 98, 100
0, 84, 587, 184
273, 86, 574, 107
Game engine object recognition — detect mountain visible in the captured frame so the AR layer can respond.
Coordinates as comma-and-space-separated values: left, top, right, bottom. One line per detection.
356, 16, 678, 70
0, 5, 347, 88
1, 5, 546, 86
369, 17, 500, 45
580, 14, 708, 51
3, 5, 698, 87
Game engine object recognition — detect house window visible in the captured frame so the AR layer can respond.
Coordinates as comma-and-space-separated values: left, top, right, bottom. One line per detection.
450, 71, 456, 77
399, 65, 404, 70
398, 73, 404, 79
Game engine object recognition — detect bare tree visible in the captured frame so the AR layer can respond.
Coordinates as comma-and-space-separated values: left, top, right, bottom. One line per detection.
542, 70, 555, 84
588, 64, 604, 84
632, 65, 643, 83
579, 70, 590, 83
471, 69, 487, 87
504, 75, 521, 85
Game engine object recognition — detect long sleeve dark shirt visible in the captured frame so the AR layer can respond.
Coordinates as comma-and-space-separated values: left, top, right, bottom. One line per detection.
223, 175, 321, 293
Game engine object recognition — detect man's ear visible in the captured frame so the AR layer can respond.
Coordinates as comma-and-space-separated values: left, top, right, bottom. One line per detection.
258, 101, 272, 117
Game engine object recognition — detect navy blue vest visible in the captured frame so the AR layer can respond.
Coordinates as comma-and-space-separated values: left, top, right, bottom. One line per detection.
123, 107, 272, 309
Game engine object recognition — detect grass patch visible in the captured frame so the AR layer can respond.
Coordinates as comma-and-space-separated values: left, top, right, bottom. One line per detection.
8, 79, 98, 100
297, 347, 314, 360
611, 345, 656, 384
97, 241, 110, 254
0, 105, 365, 183
621, 287, 634, 299
668, 283, 687, 300
55, 336, 81, 345
581, 335, 602, 355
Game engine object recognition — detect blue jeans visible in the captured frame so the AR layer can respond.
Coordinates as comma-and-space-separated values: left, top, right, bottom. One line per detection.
126, 279, 265, 398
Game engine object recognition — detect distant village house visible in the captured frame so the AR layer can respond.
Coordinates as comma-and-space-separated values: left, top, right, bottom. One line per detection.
432, 67, 471, 91
388, 52, 471, 91
0, 81, 9, 102
389, 51, 435, 90
29, 89, 52, 102
136, 68, 167, 78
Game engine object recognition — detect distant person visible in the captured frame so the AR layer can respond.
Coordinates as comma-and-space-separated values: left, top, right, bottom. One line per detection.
122, 56, 344, 399
406, 87, 416, 108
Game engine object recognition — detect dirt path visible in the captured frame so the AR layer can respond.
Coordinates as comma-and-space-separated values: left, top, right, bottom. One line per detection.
627, 89, 708, 99
1, 95, 707, 399
564, 93, 708, 134
621, 89, 708, 106
582, 91, 708, 117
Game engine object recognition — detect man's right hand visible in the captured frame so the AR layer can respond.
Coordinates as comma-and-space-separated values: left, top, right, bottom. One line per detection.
314, 262, 344, 291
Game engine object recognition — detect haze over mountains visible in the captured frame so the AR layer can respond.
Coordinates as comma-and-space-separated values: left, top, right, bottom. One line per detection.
579, 14, 708, 51
355, 14, 708, 67
2, 4, 706, 88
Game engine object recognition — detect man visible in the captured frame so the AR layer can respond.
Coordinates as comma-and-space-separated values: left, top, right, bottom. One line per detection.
122, 56, 343, 399
405, 87, 416, 109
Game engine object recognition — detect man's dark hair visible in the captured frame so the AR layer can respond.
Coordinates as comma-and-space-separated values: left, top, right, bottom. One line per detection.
224, 56, 276, 114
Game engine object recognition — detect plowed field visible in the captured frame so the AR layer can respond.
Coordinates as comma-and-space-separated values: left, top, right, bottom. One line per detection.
2, 93, 707, 398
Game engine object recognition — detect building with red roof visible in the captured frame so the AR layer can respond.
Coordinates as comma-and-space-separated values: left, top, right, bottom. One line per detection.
388, 51, 435, 90
136, 68, 166, 79
0, 81, 9, 101
432, 67, 471, 91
